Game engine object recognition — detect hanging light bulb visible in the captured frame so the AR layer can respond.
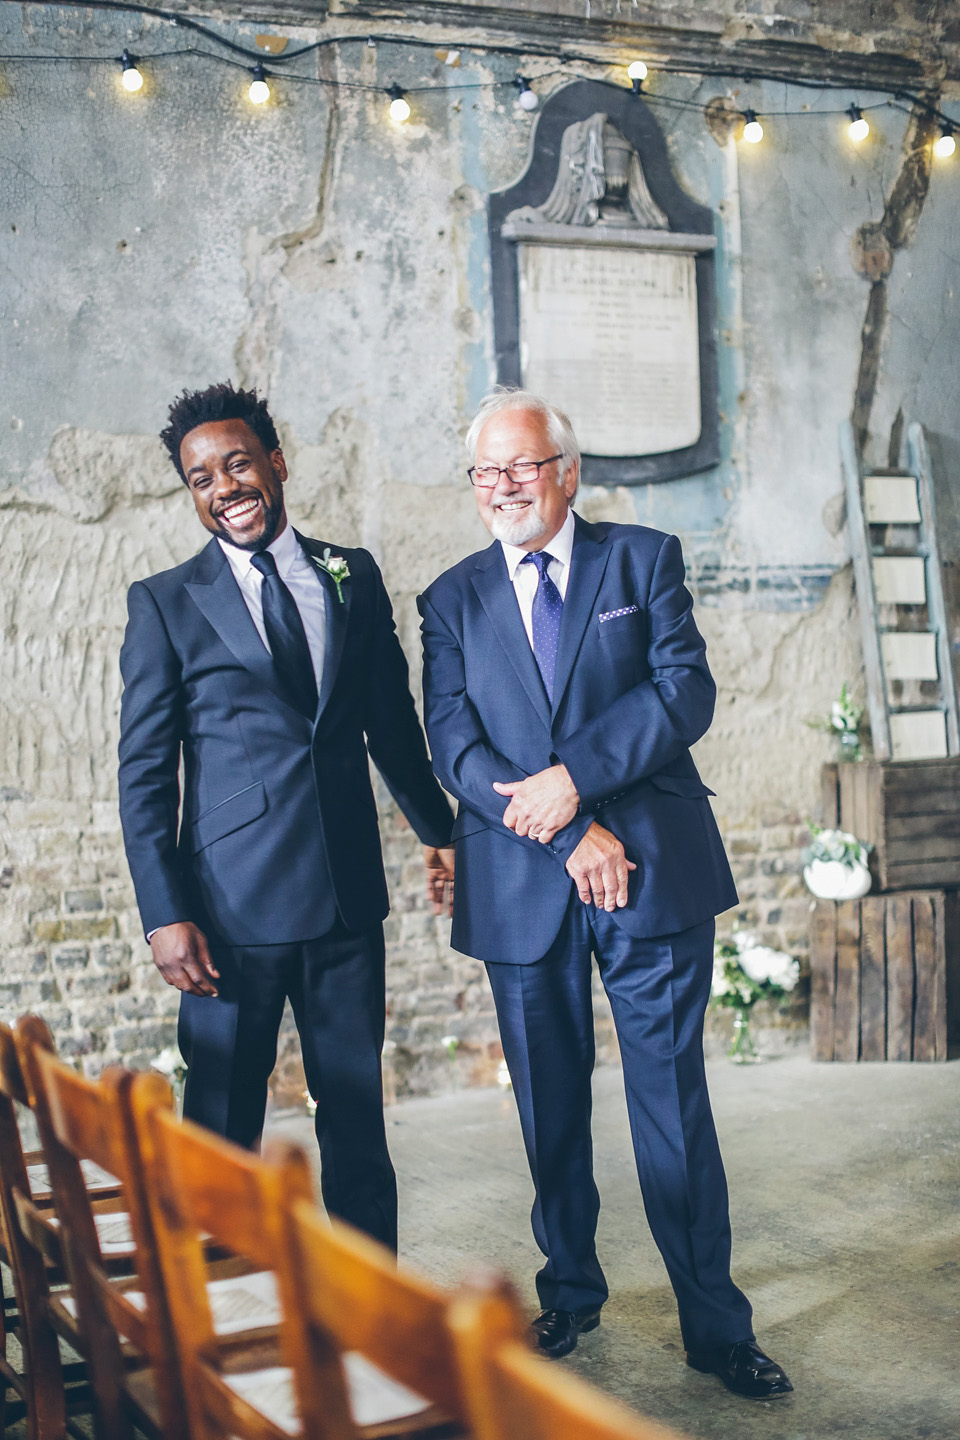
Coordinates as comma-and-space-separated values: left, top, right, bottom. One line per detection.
627, 59, 648, 94
847, 105, 870, 143
387, 84, 410, 123
741, 109, 764, 144
248, 63, 270, 104
934, 125, 957, 159
119, 50, 143, 93
514, 74, 538, 112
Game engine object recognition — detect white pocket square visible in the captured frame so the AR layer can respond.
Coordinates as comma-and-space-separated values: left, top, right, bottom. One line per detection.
599, 605, 639, 623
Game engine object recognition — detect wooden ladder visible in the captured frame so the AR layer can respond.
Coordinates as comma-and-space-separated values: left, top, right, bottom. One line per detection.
840, 419, 959, 761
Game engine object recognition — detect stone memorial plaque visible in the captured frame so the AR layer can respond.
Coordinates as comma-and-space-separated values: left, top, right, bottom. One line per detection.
517, 244, 701, 457
488, 81, 720, 486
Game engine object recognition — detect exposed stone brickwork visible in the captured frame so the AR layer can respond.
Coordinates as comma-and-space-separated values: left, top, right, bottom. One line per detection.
0, 798, 817, 1104
708, 809, 814, 1055
0, 798, 180, 1073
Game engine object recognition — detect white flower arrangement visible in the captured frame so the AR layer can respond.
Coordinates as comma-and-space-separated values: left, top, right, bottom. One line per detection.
152, 1045, 186, 1081
711, 931, 800, 1013
829, 685, 863, 737
806, 683, 865, 761
802, 825, 871, 869
151, 1045, 187, 1111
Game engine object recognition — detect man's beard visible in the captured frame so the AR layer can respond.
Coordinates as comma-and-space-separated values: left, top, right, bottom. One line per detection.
213, 489, 285, 552
489, 505, 546, 547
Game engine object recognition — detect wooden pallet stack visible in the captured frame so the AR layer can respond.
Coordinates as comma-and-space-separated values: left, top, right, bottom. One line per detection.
812, 423, 960, 1061
811, 762, 960, 1061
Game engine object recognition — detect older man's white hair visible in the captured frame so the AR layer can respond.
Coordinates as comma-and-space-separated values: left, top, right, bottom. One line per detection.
465, 388, 581, 493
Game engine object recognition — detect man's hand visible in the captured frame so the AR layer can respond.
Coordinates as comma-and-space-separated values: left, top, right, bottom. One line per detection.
493, 764, 580, 844
424, 845, 455, 917
149, 922, 220, 997
566, 823, 636, 911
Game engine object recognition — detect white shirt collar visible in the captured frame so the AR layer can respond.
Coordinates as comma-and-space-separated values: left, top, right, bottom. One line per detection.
218, 518, 301, 580
500, 506, 576, 582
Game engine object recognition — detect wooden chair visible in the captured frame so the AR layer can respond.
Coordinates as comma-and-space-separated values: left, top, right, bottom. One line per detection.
0, 1019, 76, 1439
447, 1274, 684, 1440
284, 1188, 466, 1439
18, 1013, 194, 1440
0, 1018, 119, 1440
130, 1070, 462, 1440
13, 1014, 167, 1440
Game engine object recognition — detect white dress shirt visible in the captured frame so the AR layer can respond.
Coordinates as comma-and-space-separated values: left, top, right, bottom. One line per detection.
218, 522, 327, 688
499, 506, 575, 648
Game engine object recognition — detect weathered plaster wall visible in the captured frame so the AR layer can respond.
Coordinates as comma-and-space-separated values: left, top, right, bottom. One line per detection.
2, 2, 959, 1093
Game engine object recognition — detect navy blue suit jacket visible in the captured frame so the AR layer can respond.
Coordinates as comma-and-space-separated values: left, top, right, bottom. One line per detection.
418, 515, 737, 963
119, 532, 453, 946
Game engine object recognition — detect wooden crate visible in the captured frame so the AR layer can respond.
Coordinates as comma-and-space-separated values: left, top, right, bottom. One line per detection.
810, 891, 960, 1062
822, 759, 960, 891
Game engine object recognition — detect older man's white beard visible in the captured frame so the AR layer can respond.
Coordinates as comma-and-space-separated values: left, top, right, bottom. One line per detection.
489, 506, 547, 546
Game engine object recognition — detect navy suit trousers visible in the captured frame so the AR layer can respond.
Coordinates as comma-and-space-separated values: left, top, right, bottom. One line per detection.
486, 903, 754, 1350
177, 918, 397, 1251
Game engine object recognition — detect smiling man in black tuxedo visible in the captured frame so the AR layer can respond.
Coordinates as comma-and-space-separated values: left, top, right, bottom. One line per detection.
118, 382, 454, 1249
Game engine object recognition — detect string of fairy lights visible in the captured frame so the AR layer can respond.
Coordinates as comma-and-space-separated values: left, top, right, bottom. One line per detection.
2, 0, 958, 157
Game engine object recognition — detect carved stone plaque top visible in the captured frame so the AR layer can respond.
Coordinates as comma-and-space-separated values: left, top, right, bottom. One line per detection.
506, 112, 669, 231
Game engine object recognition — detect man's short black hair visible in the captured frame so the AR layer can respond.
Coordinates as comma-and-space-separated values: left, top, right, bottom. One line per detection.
160, 381, 281, 483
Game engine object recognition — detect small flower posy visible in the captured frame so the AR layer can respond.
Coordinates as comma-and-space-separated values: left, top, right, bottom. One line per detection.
316, 548, 350, 603
802, 824, 872, 869
152, 1045, 187, 1082
829, 683, 863, 737
711, 930, 800, 1013
806, 682, 865, 761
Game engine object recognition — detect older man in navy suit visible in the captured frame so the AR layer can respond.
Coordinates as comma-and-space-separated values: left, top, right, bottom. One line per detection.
418, 390, 791, 1398
119, 382, 454, 1251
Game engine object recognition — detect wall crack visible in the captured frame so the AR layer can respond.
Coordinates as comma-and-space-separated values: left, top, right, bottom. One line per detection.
850, 99, 940, 457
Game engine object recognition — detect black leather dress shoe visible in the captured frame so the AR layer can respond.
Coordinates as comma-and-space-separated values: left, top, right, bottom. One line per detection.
686, 1339, 793, 1399
531, 1307, 602, 1359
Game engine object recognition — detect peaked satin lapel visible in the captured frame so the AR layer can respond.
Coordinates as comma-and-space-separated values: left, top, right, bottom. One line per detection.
551, 516, 612, 716
298, 533, 352, 720
471, 545, 551, 729
184, 540, 288, 706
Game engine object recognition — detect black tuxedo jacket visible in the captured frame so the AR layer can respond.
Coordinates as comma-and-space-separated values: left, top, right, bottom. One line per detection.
119, 531, 453, 946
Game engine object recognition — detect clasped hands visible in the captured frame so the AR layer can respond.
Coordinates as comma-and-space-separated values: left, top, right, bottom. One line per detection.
493, 765, 636, 911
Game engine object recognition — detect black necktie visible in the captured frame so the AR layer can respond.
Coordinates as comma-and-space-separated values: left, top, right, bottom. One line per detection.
250, 551, 319, 718
521, 551, 563, 701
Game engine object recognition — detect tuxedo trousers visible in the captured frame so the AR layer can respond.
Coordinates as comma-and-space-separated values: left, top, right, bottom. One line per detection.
485, 903, 754, 1350
177, 918, 397, 1251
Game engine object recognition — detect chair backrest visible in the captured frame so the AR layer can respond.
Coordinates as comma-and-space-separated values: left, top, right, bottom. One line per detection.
283, 1184, 467, 1433
130, 1072, 322, 1440
447, 1275, 684, 1440
0, 1021, 68, 1439
15, 1013, 184, 1440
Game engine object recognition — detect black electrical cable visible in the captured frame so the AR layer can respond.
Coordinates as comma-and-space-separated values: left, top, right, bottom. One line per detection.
0, 0, 954, 129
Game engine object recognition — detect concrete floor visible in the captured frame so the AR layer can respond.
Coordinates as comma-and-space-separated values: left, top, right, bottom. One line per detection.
270, 1054, 960, 1440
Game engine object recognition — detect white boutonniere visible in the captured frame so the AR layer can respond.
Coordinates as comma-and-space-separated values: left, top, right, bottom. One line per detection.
316, 547, 350, 603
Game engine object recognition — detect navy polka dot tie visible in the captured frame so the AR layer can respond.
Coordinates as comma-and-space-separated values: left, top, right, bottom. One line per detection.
522, 551, 563, 702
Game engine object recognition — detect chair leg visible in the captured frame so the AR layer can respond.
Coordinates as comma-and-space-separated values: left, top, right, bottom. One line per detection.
0, 1265, 9, 1435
